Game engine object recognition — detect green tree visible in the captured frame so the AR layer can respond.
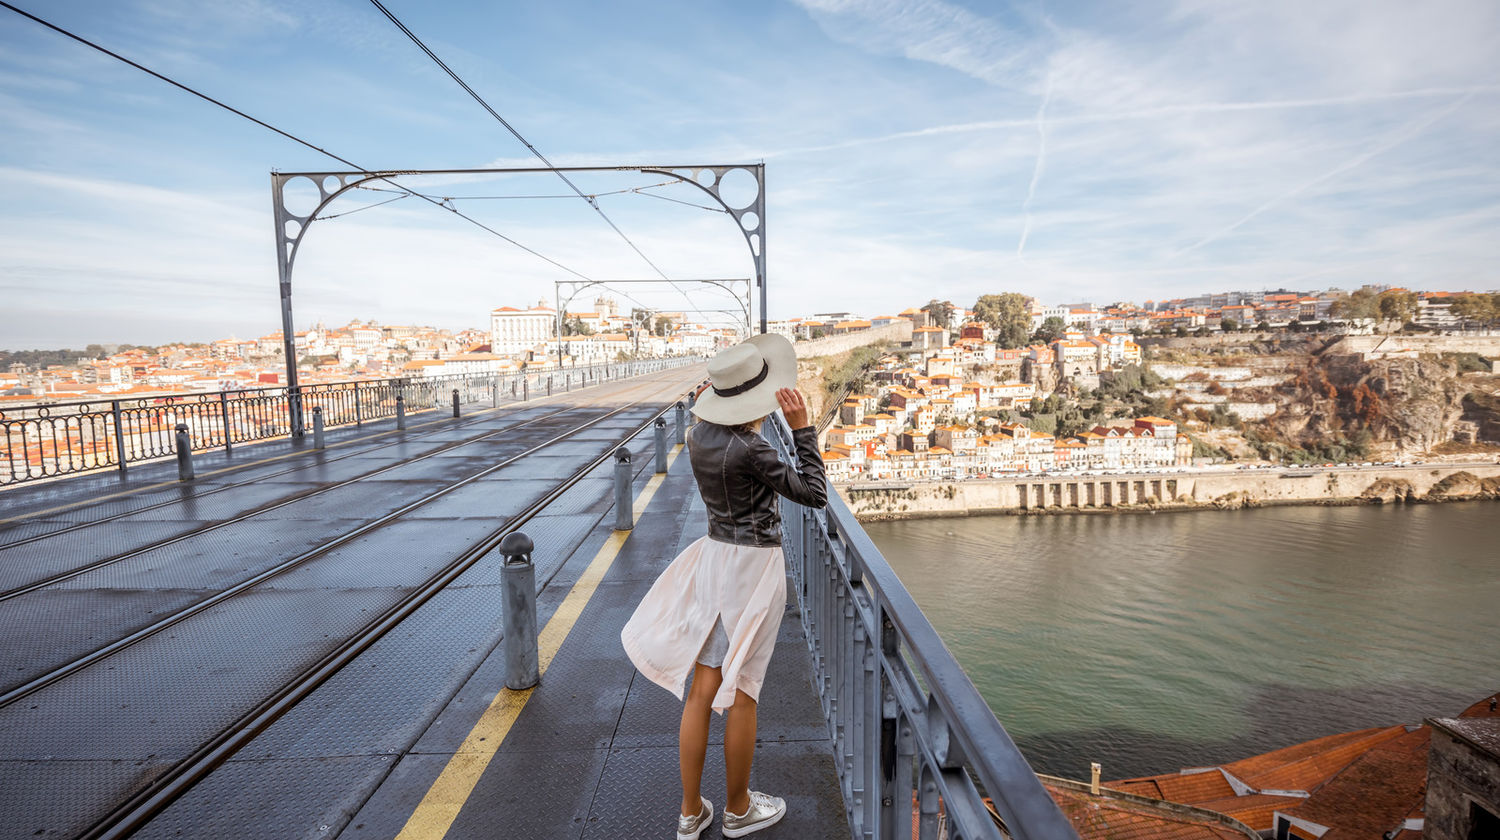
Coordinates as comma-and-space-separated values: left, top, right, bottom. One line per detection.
1449, 293, 1498, 329
1031, 316, 1066, 344
1331, 287, 1380, 321
921, 299, 955, 330
653, 316, 674, 337
972, 293, 1033, 348
562, 316, 594, 336
1377, 289, 1418, 328
1221, 318, 1239, 332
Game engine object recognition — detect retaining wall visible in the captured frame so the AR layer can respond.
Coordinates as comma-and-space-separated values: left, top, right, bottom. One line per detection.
840, 464, 1500, 519
793, 320, 913, 359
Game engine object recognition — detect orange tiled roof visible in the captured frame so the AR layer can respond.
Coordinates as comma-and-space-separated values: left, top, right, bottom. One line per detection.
1045, 783, 1257, 840
1278, 728, 1430, 839
1223, 726, 1407, 791
1193, 793, 1304, 829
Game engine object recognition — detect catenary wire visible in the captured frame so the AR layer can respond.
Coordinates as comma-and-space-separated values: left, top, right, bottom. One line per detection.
364, 0, 712, 317
0, 0, 597, 283
313, 192, 410, 220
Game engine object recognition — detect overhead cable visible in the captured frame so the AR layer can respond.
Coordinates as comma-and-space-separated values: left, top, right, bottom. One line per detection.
365, 0, 704, 311
0, 0, 596, 282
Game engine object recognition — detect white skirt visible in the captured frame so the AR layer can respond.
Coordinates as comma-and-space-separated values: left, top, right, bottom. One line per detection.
620, 535, 787, 713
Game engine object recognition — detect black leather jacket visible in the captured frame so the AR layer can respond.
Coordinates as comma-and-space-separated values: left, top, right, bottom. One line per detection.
687, 421, 828, 547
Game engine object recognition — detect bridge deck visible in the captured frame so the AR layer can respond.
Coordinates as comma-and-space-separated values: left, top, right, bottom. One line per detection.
0, 367, 845, 840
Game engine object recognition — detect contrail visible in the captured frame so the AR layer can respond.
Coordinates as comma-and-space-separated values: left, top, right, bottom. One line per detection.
1016, 71, 1053, 258
763, 84, 1499, 160
1166, 91, 1476, 261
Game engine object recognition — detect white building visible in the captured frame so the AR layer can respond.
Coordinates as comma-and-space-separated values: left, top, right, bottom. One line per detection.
491, 302, 556, 357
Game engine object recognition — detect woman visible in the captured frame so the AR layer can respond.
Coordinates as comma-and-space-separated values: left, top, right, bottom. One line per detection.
621, 333, 827, 839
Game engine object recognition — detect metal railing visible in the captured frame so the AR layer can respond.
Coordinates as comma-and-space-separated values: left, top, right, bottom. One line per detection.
0, 357, 702, 487
768, 419, 1077, 839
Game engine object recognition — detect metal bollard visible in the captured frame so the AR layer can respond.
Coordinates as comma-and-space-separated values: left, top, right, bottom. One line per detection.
654, 418, 668, 474
492, 379, 500, 406
674, 401, 686, 445
174, 423, 194, 481
547, 376, 553, 397
522, 379, 528, 401
396, 394, 406, 430
312, 406, 326, 449
498, 531, 540, 690
452, 388, 461, 418
613, 448, 634, 530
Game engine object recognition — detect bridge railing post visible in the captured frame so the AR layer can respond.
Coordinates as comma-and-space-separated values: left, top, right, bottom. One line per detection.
111, 400, 128, 474
219, 391, 233, 453
674, 401, 686, 445
499, 531, 540, 690
613, 448, 634, 530
396, 393, 406, 430
452, 388, 461, 418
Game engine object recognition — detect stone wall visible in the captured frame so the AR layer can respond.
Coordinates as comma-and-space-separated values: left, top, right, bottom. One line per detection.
793, 320, 913, 359
1152, 364, 1254, 381
1325, 335, 1500, 360
839, 464, 1500, 519
1424, 718, 1500, 840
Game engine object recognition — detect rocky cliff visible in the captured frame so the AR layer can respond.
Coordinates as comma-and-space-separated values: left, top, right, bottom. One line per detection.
1267, 354, 1479, 455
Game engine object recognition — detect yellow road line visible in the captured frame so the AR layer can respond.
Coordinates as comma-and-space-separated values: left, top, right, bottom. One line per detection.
394, 444, 682, 840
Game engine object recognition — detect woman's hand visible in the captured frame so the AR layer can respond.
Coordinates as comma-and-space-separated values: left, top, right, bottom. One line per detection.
776, 388, 811, 429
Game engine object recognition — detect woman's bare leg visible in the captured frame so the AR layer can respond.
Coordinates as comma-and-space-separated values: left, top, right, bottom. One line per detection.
680, 663, 722, 817
723, 689, 758, 815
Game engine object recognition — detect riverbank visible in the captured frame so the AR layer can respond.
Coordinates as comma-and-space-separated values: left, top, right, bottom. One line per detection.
840, 463, 1500, 521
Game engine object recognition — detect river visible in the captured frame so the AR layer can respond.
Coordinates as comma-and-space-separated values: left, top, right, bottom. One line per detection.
862, 502, 1500, 781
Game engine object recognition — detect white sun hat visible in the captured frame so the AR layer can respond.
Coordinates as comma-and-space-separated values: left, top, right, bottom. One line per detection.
690, 333, 799, 426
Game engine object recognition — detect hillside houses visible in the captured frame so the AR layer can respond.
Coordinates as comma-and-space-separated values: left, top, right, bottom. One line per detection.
821, 336, 1188, 483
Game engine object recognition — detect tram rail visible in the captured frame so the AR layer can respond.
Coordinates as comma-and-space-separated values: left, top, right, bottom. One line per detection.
80, 391, 687, 839
0, 372, 695, 839
0, 373, 691, 706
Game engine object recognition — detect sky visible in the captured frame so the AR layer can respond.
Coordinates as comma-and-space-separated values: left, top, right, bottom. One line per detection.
1, 0, 1498, 349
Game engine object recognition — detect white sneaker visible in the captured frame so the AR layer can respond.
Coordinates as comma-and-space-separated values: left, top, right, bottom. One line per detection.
722, 790, 785, 837
677, 796, 712, 840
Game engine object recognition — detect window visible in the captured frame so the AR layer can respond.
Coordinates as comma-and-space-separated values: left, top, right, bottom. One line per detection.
1470, 802, 1500, 840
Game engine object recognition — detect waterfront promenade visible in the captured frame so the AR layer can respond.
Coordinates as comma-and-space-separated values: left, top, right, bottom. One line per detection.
839, 461, 1500, 519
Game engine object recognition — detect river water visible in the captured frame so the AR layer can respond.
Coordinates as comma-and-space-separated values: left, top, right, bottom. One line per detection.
862, 502, 1500, 781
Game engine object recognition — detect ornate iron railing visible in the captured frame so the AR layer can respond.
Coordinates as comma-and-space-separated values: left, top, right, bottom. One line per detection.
0, 358, 701, 487
768, 419, 1077, 839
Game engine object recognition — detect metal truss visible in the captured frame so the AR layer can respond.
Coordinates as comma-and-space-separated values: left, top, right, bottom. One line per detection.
270, 164, 765, 434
